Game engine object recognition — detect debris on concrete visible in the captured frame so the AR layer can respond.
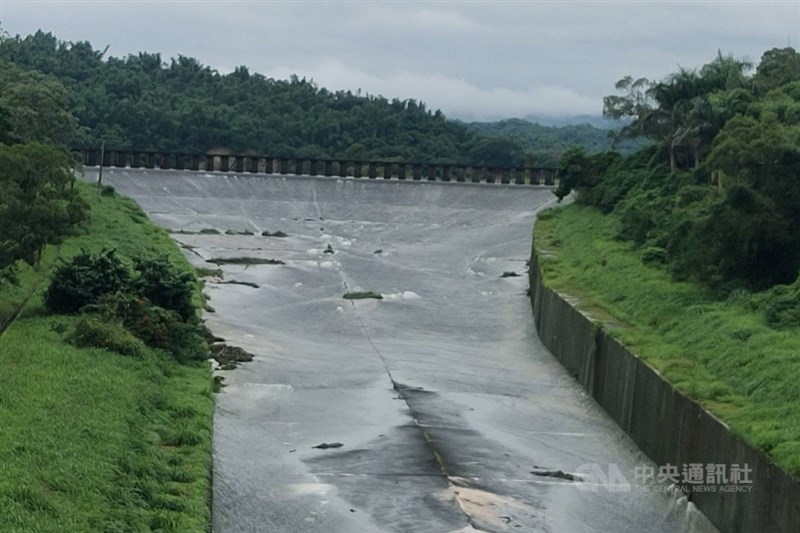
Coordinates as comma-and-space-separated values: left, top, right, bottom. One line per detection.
530, 467, 583, 482
209, 257, 284, 265
220, 280, 260, 289
211, 343, 255, 370
312, 442, 344, 449
262, 230, 288, 237
343, 291, 382, 300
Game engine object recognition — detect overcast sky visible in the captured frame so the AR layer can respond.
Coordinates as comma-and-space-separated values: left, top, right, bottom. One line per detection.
1, 1, 798, 121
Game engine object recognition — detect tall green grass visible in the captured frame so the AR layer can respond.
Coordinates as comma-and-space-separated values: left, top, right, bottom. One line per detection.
0, 181, 213, 531
536, 204, 800, 475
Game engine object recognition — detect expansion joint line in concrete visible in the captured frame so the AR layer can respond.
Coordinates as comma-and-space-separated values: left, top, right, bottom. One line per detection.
314, 186, 491, 530
344, 284, 491, 533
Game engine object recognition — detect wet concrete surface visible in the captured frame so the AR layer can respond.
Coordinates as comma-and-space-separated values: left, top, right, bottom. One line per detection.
87, 169, 716, 533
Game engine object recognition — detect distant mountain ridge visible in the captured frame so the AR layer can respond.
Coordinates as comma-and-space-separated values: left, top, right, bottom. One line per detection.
522, 114, 620, 129
463, 118, 646, 167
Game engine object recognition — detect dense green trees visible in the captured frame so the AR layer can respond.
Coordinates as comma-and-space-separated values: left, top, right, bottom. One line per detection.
603, 52, 752, 173
562, 47, 800, 295
0, 30, 624, 167
0, 65, 82, 146
0, 52, 87, 282
0, 31, 488, 163
0, 143, 86, 269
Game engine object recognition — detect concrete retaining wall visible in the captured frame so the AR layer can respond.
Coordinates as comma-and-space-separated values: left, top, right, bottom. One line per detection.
529, 248, 800, 532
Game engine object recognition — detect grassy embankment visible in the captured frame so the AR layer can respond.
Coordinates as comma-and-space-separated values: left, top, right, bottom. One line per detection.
0, 181, 213, 532
535, 204, 800, 476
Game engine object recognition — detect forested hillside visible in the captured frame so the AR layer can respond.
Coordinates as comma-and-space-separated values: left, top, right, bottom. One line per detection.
557, 48, 800, 300
0, 30, 632, 168
0, 31, 501, 164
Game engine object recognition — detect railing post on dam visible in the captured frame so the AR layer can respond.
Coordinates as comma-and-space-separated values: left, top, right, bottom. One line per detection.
398, 163, 407, 180
442, 165, 451, 182
424, 164, 435, 181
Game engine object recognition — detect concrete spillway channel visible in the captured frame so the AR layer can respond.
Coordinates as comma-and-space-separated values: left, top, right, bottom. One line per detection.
88, 169, 716, 532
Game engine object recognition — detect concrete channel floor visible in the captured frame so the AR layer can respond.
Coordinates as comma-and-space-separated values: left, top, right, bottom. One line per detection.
88, 168, 716, 533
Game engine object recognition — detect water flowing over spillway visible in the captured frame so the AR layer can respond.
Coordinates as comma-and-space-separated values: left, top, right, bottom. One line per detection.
89, 169, 715, 532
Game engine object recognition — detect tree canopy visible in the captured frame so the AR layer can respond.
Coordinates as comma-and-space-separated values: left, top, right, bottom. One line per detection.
0, 30, 629, 168
603, 52, 753, 173
0, 43, 87, 282
0, 30, 485, 163
562, 47, 800, 293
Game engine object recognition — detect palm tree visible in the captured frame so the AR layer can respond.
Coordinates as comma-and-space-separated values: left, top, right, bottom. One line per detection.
603, 53, 753, 173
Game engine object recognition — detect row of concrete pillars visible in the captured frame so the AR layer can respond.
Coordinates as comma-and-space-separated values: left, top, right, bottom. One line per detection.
79, 150, 558, 186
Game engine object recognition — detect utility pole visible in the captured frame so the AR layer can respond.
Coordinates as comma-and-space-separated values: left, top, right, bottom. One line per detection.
97, 141, 105, 195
